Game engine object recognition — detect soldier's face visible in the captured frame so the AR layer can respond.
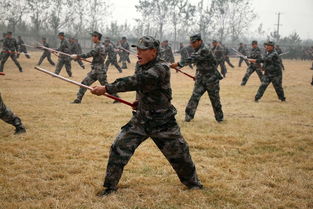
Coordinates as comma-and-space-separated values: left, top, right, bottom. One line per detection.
266, 45, 274, 51
137, 48, 157, 65
92, 36, 99, 43
58, 35, 64, 40
252, 44, 257, 48
191, 40, 202, 49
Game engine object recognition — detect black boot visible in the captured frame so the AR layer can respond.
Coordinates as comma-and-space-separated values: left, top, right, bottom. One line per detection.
71, 98, 81, 104
97, 188, 117, 197
15, 125, 26, 135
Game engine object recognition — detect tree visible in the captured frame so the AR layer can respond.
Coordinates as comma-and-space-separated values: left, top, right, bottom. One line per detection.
136, 0, 172, 41
26, 0, 50, 37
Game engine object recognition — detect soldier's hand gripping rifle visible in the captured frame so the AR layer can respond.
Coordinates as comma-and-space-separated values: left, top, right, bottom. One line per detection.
34, 66, 137, 109
23, 44, 92, 64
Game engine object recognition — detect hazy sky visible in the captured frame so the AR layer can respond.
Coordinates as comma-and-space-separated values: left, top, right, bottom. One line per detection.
109, 0, 313, 39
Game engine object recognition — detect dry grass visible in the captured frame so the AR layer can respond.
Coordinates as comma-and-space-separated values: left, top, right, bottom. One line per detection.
0, 52, 313, 209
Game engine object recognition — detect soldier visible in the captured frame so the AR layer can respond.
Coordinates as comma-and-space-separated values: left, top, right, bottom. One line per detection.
212, 40, 227, 78
180, 44, 194, 69
240, 41, 263, 86
0, 33, 6, 62
171, 34, 224, 122
0, 32, 23, 72
37, 37, 55, 66
0, 73, 26, 134
238, 43, 249, 67
71, 31, 119, 104
250, 41, 286, 102
275, 45, 285, 71
69, 37, 85, 69
16, 36, 30, 59
54, 32, 72, 77
104, 39, 122, 73
160, 40, 175, 63
91, 35, 203, 196
119, 37, 130, 69
221, 43, 234, 68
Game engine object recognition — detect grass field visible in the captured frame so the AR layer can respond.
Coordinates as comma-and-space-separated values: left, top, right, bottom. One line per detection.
1, 52, 313, 209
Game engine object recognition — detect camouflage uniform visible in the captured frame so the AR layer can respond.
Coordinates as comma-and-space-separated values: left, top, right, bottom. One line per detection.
120, 38, 130, 69
212, 42, 227, 77
223, 46, 234, 68
37, 40, 55, 66
55, 34, 72, 77
179, 35, 224, 122
275, 45, 285, 71
180, 45, 194, 69
0, 93, 26, 134
238, 44, 249, 67
16, 36, 30, 59
101, 36, 202, 192
104, 40, 122, 73
73, 35, 118, 103
160, 42, 175, 63
70, 38, 85, 69
0, 33, 23, 72
255, 42, 286, 102
241, 45, 263, 86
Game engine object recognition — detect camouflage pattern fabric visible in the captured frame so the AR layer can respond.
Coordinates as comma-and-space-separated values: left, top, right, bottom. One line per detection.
241, 47, 263, 85
102, 57, 202, 189
38, 42, 55, 66
0, 37, 22, 72
0, 93, 23, 127
104, 44, 122, 73
255, 50, 286, 101
160, 45, 175, 63
54, 39, 72, 76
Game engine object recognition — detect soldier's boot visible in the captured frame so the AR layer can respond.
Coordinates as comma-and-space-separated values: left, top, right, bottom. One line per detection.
188, 184, 204, 190
96, 187, 117, 197
311, 79, 313, 86
71, 99, 81, 104
185, 114, 193, 122
19, 67, 23, 72
13, 117, 26, 135
122, 63, 127, 69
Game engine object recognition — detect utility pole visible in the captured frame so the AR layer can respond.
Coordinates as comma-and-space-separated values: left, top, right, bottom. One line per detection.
275, 12, 282, 43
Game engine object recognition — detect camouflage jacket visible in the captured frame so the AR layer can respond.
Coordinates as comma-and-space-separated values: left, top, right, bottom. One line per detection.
180, 45, 194, 62
104, 44, 117, 60
57, 39, 71, 59
248, 47, 262, 68
179, 43, 222, 82
77, 43, 82, 54
79, 42, 106, 72
17, 38, 26, 51
212, 45, 225, 63
238, 46, 247, 55
160, 46, 175, 63
2, 37, 18, 52
106, 58, 176, 122
120, 41, 130, 55
257, 50, 282, 76
41, 42, 51, 54
70, 42, 80, 54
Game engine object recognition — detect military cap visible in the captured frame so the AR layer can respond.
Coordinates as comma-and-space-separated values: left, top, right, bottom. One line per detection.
163, 40, 169, 43
252, 40, 258, 45
58, 32, 65, 36
42, 37, 46, 41
190, 34, 201, 42
266, 41, 275, 46
122, 36, 127, 40
104, 39, 110, 43
90, 31, 102, 39
131, 36, 160, 50
212, 40, 218, 43
7, 31, 12, 35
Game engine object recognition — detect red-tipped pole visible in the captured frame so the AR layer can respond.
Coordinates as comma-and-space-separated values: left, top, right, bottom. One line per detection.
34, 66, 137, 109
0, 72, 5, 76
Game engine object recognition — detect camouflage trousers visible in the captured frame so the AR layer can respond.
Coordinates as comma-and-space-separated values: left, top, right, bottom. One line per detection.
0, 53, 22, 72
76, 70, 108, 101
120, 53, 129, 69
55, 58, 72, 77
17, 48, 30, 59
38, 52, 55, 66
217, 61, 227, 77
255, 74, 286, 101
225, 56, 234, 68
241, 65, 263, 85
103, 115, 201, 189
105, 58, 122, 73
74, 59, 85, 69
0, 93, 22, 127
186, 79, 223, 121
239, 57, 249, 67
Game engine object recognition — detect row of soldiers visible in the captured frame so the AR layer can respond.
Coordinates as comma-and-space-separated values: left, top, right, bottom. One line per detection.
0, 29, 311, 197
